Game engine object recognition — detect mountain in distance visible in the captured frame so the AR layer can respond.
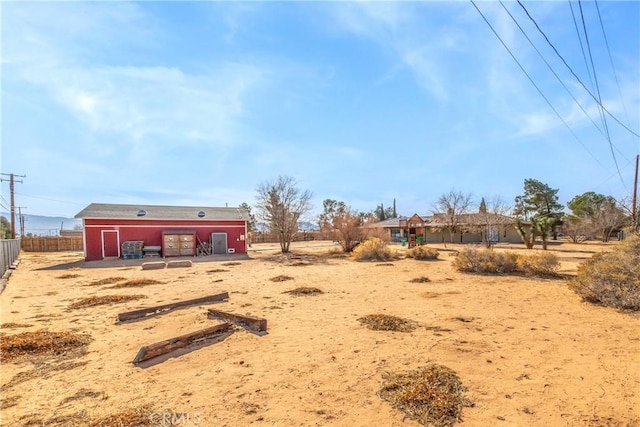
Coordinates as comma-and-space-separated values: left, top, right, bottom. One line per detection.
0, 212, 81, 236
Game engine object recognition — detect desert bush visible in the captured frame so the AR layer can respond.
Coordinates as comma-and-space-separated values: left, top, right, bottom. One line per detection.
516, 252, 560, 276
452, 248, 518, 274
570, 237, 640, 310
406, 246, 440, 260
351, 238, 399, 262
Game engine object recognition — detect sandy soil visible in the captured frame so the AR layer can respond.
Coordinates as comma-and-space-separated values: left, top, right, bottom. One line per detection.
1, 241, 638, 427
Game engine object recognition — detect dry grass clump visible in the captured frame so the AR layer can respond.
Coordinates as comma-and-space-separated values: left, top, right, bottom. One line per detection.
207, 268, 229, 273
108, 278, 162, 288
270, 275, 294, 282
406, 246, 440, 260
284, 287, 324, 296
410, 277, 431, 283
352, 238, 399, 262
3, 360, 88, 390
0, 395, 19, 410
85, 277, 126, 287
358, 314, 417, 332
18, 404, 179, 427
1, 323, 32, 329
222, 262, 242, 266
378, 363, 474, 427
452, 249, 518, 274
68, 294, 147, 310
88, 405, 186, 427
516, 252, 560, 277
59, 388, 105, 405
57, 273, 80, 279
0, 330, 92, 362
453, 248, 560, 277
570, 237, 640, 310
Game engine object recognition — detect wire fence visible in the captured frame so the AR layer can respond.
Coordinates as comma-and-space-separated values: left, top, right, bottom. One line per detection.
1, 239, 21, 277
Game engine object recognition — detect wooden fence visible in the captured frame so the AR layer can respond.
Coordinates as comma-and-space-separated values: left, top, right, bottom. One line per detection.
21, 237, 84, 252
251, 231, 321, 244
1, 239, 21, 277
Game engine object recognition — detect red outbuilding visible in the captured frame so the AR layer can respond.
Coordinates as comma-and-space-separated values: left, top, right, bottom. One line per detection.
75, 203, 250, 262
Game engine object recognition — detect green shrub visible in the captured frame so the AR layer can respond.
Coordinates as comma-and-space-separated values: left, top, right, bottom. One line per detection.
570, 237, 640, 311
516, 252, 560, 276
452, 248, 518, 274
406, 246, 440, 260
352, 238, 399, 262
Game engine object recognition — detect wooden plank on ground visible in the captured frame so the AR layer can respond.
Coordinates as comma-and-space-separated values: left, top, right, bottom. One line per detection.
117, 292, 229, 323
207, 309, 267, 333
133, 323, 233, 364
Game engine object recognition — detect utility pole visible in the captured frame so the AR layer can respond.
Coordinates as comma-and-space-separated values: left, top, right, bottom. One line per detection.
632, 154, 639, 232
0, 173, 26, 239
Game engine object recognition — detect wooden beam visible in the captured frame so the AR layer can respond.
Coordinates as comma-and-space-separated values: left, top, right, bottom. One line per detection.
133, 323, 233, 364
207, 309, 267, 333
117, 292, 229, 323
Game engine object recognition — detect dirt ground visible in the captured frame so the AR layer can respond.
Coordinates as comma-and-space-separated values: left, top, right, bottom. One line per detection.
1, 240, 638, 427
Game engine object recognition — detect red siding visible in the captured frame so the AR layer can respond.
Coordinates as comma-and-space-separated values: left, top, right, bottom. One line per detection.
82, 218, 247, 261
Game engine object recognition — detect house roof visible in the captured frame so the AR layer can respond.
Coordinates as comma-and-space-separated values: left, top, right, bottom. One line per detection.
427, 213, 518, 228
75, 203, 250, 221
368, 212, 523, 229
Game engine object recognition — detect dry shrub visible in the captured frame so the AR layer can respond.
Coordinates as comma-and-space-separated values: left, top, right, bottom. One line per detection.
284, 287, 324, 296
85, 277, 126, 287
358, 314, 417, 332
108, 278, 162, 288
207, 269, 229, 273
68, 294, 147, 309
570, 237, 640, 310
452, 248, 517, 274
516, 252, 560, 277
406, 246, 440, 261
453, 248, 560, 277
378, 363, 474, 427
222, 262, 241, 266
270, 275, 294, 282
351, 238, 399, 262
0, 330, 92, 362
410, 277, 431, 283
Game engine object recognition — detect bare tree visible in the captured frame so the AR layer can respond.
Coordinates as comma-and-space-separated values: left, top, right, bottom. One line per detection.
255, 175, 312, 254
475, 196, 511, 248
433, 190, 473, 244
318, 199, 363, 252
591, 198, 627, 242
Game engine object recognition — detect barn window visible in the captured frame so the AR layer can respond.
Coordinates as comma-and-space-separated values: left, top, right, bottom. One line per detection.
137, 209, 147, 217
197, 211, 205, 218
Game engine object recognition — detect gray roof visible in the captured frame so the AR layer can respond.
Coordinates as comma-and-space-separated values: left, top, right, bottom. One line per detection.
75, 203, 250, 221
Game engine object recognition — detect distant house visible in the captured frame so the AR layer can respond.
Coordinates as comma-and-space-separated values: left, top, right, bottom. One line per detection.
75, 203, 250, 261
365, 212, 526, 245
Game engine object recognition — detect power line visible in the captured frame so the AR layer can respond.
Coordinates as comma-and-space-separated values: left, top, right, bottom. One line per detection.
517, 0, 640, 139
594, 0, 632, 128
470, 0, 607, 171
577, 0, 626, 188
499, 1, 609, 140
569, 0, 596, 95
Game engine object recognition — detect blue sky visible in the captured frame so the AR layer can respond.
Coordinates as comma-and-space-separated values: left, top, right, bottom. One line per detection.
1, 1, 638, 221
